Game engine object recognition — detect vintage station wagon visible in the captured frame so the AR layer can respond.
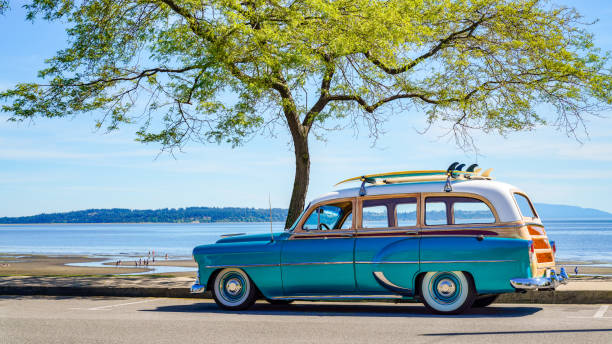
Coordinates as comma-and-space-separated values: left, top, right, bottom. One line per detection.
191, 166, 568, 314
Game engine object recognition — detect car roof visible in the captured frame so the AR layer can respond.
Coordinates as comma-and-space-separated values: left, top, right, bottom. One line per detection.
310, 179, 527, 222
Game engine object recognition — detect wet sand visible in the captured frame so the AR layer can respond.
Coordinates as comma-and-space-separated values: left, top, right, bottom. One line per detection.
557, 260, 612, 277
0, 254, 193, 277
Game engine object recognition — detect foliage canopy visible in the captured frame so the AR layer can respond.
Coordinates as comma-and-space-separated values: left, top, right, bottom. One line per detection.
1, 0, 611, 226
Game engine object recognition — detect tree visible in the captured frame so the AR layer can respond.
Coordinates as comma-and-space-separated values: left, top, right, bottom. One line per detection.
1, 0, 611, 228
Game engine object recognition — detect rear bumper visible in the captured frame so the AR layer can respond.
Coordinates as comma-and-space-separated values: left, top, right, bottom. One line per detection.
510, 267, 569, 290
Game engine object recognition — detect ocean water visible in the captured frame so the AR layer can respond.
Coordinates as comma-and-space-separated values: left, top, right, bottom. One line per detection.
0, 220, 611, 262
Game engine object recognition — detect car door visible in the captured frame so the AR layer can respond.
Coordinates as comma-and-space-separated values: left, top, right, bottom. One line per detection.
281, 198, 356, 295
354, 195, 420, 294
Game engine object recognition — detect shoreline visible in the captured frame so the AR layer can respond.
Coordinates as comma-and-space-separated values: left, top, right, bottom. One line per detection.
1, 253, 611, 279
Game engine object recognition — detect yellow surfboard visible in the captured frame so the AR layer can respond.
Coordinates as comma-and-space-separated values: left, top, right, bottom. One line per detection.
335, 168, 492, 186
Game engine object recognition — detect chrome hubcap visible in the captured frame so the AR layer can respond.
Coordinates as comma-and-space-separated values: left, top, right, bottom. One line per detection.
436, 278, 456, 297
225, 278, 242, 295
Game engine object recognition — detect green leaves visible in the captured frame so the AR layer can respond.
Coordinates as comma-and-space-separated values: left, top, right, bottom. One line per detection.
0, 0, 610, 150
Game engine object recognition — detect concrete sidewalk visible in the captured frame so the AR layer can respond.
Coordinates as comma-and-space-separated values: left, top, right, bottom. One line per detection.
1, 276, 611, 303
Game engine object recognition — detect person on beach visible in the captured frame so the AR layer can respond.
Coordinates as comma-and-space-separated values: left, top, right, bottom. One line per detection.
165, 253, 168, 260
574, 266, 579, 275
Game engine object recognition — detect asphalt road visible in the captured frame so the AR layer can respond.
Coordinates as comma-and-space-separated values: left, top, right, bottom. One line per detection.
1, 296, 611, 344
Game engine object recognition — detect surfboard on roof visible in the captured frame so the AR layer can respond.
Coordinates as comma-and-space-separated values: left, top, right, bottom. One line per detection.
334, 163, 493, 187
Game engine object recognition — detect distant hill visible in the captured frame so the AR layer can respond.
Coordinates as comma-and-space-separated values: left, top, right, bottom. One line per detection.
534, 203, 612, 220
0, 203, 610, 224
0, 207, 288, 224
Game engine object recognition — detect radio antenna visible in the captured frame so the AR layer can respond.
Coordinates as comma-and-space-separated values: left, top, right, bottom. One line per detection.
269, 193, 274, 243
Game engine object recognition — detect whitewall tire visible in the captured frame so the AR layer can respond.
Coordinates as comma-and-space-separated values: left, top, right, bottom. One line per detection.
420, 271, 476, 314
211, 268, 257, 310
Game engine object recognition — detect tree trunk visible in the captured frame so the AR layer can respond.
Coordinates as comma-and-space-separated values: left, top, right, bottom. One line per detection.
284, 133, 310, 229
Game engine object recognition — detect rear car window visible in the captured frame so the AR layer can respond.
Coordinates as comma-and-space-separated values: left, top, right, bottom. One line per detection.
453, 200, 495, 224
426, 196, 497, 226
514, 193, 537, 218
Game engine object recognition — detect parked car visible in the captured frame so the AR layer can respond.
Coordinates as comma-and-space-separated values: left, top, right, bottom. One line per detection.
191, 166, 568, 314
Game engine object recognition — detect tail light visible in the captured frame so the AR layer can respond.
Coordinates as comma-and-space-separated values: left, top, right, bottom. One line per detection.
529, 241, 535, 260
551, 241, 556, 254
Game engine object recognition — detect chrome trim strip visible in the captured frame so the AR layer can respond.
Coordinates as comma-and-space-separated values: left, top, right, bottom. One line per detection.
283, 261, 353, 266
355, 261, 418, 264
205, 259, 512, 269
205, 263, 280, 268
291, 230, 355, 235
419, 224, 523, 231
270, 294, 404, 300
205, 261, 354, 268
420, 259, 516, 264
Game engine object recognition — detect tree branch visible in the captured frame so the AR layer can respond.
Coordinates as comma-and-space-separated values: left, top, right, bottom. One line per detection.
328, 93, 444, 113
303, 55, 335, 128
42, 66, 202, 87
364, 13, 488, 75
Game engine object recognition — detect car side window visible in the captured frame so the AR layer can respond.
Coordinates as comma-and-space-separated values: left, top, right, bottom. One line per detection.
362, 200, 390, 228
425, 196, 497, 226
396, 201, 417, 227
514, 193, 537, 218
302, 201, 353, 231
453, 200, 495, 224
425, 201, 448, 225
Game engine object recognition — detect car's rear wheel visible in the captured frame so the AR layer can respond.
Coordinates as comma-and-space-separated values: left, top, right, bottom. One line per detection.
212, 268, 257, 310
420, 271, 476, 314
472, 294, 499, 308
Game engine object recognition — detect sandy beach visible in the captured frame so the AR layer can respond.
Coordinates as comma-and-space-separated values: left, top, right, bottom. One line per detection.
0, 254, 196, 277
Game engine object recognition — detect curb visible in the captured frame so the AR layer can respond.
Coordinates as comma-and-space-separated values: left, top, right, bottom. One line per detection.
0, 286, 204, 298
497, 290, 612, 304
2, 286, 611, 304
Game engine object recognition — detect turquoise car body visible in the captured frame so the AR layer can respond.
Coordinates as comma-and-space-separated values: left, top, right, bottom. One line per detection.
193, 231, 532, 300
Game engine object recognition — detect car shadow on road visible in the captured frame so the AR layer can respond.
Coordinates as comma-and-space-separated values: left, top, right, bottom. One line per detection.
146, 301, 542, 318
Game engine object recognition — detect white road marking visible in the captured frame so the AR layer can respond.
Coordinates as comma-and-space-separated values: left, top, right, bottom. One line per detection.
593, 305, 609, 318
567, 305, 611, 319
69, 299, 159, 311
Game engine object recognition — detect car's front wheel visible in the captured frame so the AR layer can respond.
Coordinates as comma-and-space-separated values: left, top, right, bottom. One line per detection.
211, 268, 257, 310
420, 271, 476, 314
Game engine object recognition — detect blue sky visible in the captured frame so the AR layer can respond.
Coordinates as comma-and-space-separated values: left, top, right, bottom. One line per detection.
1, 0, 611, 217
